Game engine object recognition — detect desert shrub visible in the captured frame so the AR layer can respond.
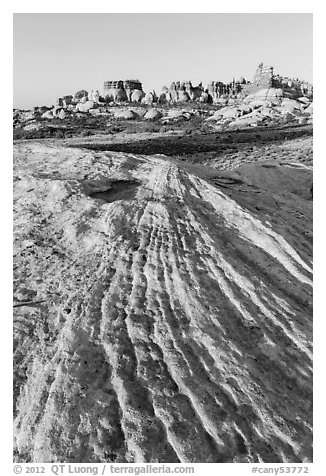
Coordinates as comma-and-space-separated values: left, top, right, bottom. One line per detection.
13, 128, 52, 140
53, 129, 65, 139
80, 130, 93, 137
109, 125, 124, 133
143, 124, 161, 133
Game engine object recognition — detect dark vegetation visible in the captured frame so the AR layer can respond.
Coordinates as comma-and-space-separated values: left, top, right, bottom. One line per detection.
13, 105, 212, 141
70, 123, 313, 163
13, 110, 312, 174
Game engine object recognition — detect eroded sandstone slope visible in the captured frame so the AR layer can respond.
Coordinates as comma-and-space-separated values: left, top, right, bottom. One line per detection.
13, 143, 312, 463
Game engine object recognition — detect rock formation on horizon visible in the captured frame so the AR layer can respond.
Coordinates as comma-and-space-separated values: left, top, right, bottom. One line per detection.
104, 80, 144, 103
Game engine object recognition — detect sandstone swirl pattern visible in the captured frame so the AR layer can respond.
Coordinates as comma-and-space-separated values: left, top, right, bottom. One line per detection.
13, 144, 312, 463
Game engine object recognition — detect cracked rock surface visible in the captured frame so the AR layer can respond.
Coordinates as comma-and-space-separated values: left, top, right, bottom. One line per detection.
13, 141, 312, 463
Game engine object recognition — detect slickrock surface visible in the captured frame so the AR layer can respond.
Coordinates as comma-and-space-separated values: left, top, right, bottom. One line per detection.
13, 142, 312, 463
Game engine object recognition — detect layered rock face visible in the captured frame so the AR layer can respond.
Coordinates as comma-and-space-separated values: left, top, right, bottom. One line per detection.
163, 81, 206, 103
243, 63, 274, 95
14, 143, 312, 463
243, 63, 313, 100
25, 64, 312, 122
205, 64, 312, 103
163, 60, 311, 104
205, 96, 313, 130
104, 80, 143, 103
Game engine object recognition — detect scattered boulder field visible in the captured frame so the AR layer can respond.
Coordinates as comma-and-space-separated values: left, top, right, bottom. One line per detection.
13, 92, 313, 139
13, 63, 313, 137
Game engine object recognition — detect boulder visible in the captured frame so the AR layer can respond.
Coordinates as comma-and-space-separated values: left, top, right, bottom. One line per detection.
41, 111, 54, 120
23, 122, 44, 131
89, 90, 100, 102
142, 92, 156, 105
205, 111, 223, 122
23, 112, 36, 122
131, 107, 147, 118
304, 103, 313, 114
52, 107, 61, 118
221, 107, 242, 119
144, 108, 162, 120
228, 115, 260, 129
238, 105, 253, 115
114, 109, 137, 120
248, 99, 272, 110
74, 90, 88, 101
213, 124, 224, 132
199, 92, 209, 103
297, 96, 311, 105
130, 89, 145, 103
208, 106, 230, 119
58, 109, 66, 120
177, 91, 190, 102
167, 109, 185, 119
182, 112, 192, 120
76, 101, 95, 113
63, 95, 73, 106
277, 99, 301, 114
158, 93, 168, 104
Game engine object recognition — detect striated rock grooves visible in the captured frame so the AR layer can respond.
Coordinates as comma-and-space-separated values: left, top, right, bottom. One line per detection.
13, 143, 312, 463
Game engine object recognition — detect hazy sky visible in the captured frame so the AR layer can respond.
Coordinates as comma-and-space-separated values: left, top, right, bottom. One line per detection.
13, 13, 313, 109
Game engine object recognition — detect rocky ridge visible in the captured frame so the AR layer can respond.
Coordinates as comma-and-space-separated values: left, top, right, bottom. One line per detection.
13, 63, 313, 135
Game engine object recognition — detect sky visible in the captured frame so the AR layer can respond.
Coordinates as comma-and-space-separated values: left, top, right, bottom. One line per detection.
13, 13, 313, 109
